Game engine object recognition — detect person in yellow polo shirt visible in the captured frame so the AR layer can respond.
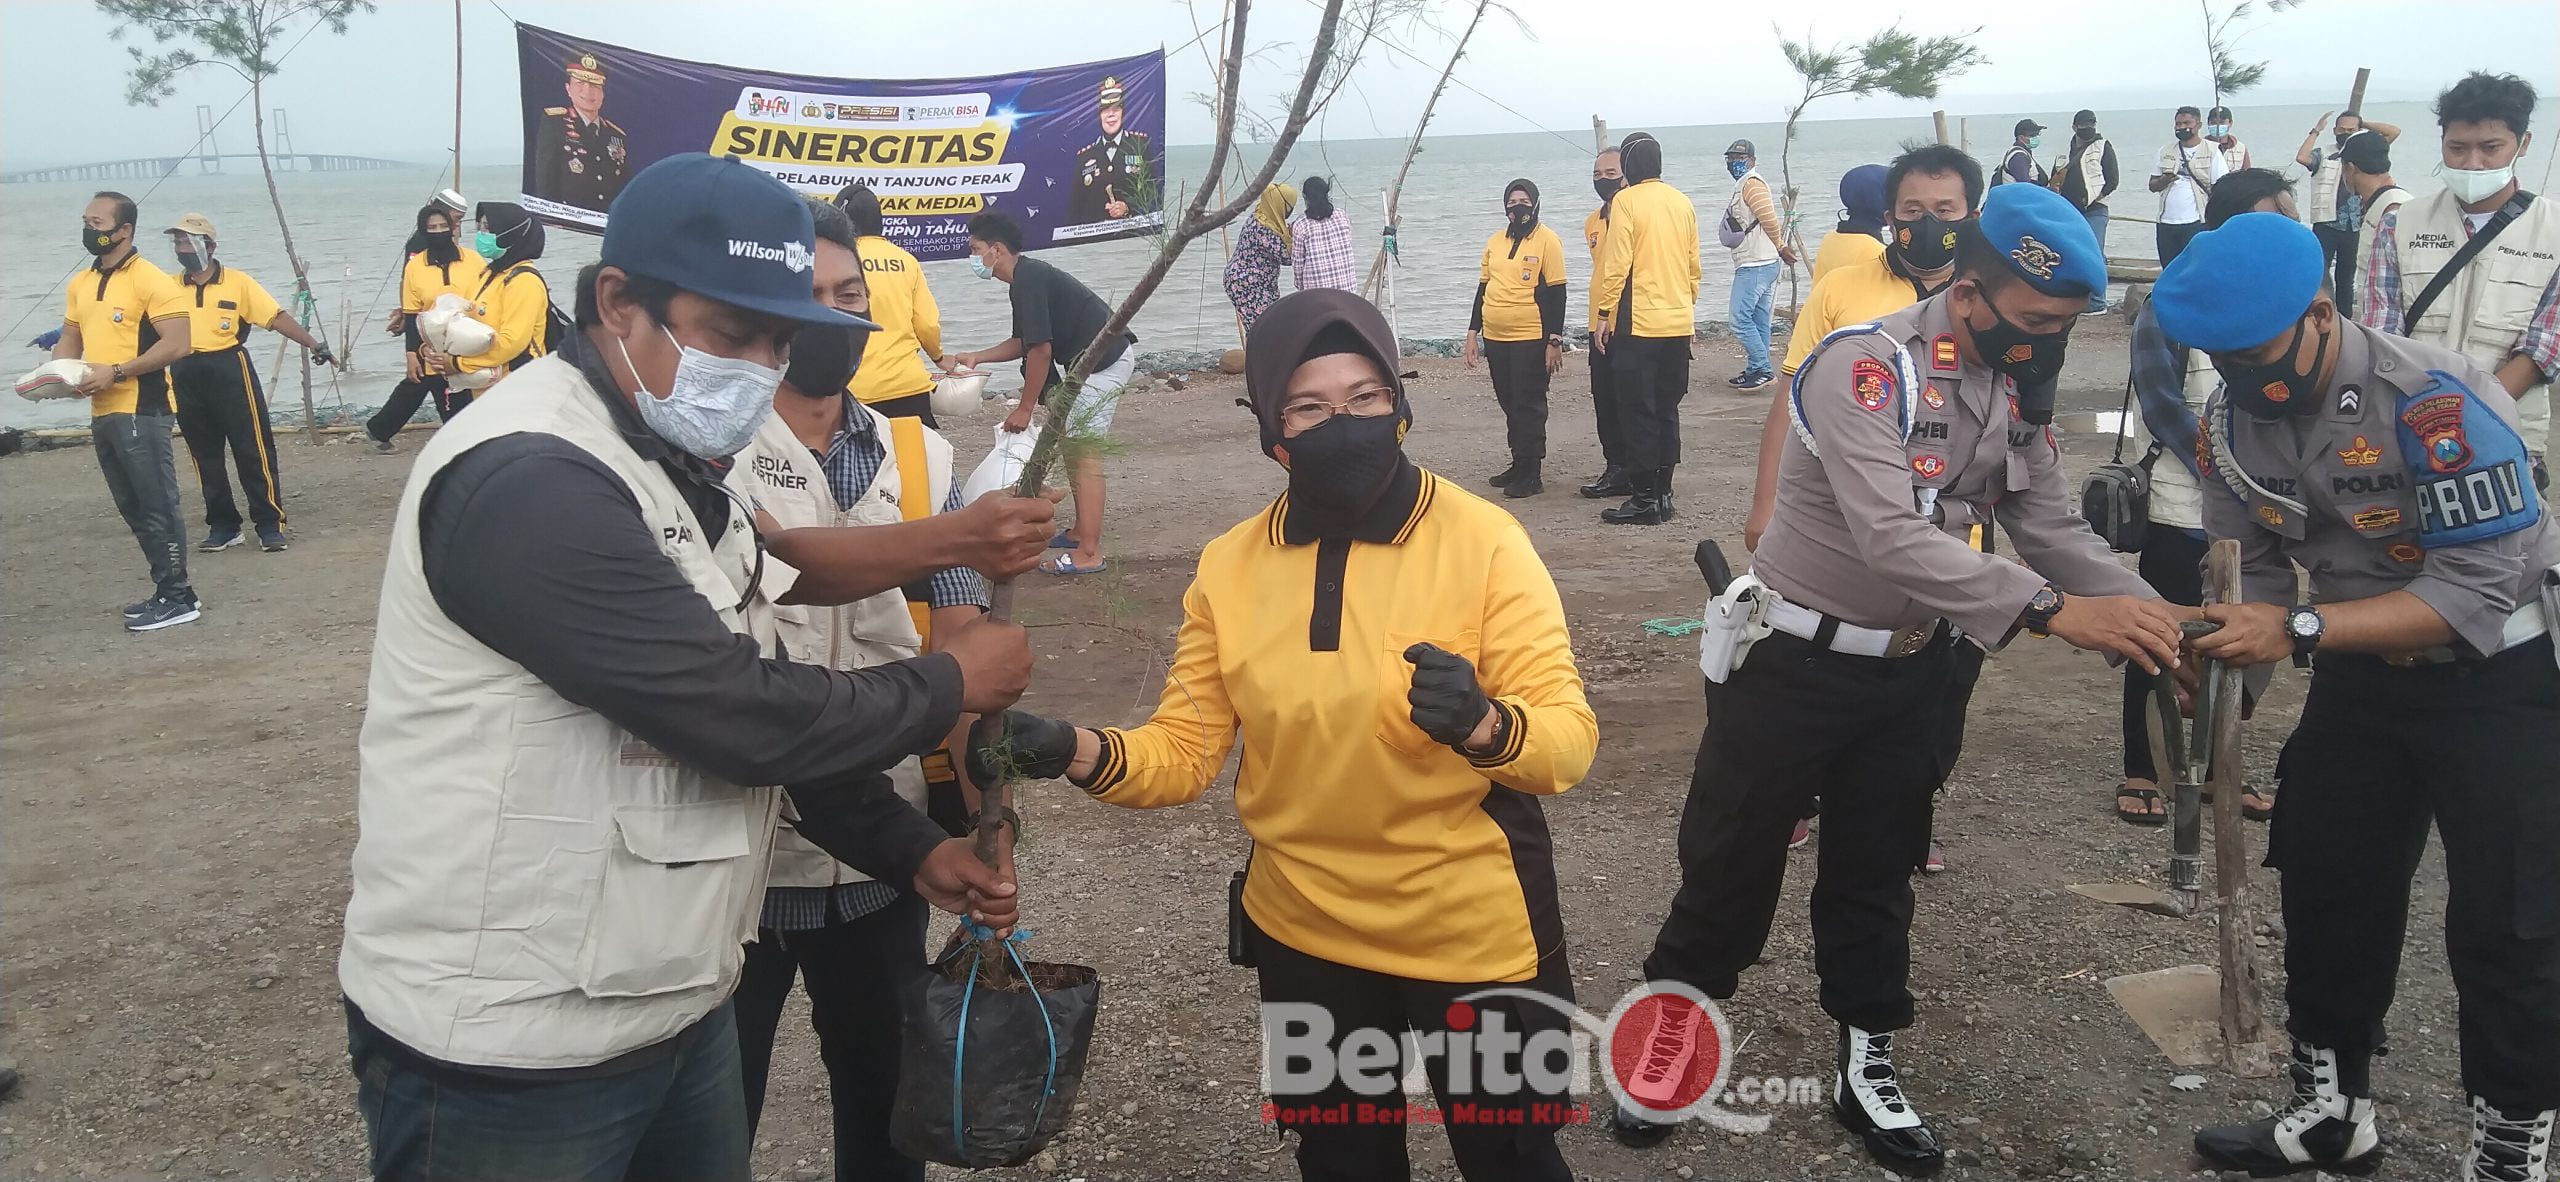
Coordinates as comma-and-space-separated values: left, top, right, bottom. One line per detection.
366, 200, 485, 453
1811, 164, 1890, 283
417, 202, 551, 390
1578, 146, 1632, 499
973, 289, 1595, 1182
55, 190, 198, 631
165, 213, 334, 553
1590, 131, 1702, 525
1464, 179, 1567, 498
833, 184, 949, 426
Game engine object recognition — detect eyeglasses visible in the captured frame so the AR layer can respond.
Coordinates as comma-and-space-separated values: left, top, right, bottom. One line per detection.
1279, 388, 1396, 432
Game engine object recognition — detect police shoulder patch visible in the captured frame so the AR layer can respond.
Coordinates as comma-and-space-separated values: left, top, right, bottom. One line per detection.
1851, 357, 1895, 412
2395, 369, 2544, 547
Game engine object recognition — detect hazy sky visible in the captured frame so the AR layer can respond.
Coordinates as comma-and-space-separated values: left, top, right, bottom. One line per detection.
3, 0, 2553, 168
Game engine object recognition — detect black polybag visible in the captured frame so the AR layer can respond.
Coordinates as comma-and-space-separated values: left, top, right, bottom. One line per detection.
890, 932, 1101, 1168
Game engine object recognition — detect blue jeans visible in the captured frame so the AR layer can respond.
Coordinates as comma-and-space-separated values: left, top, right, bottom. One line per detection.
1730, 261, 1779, 374
349, 1001, 752, 1182
2081, 205, 2112, 312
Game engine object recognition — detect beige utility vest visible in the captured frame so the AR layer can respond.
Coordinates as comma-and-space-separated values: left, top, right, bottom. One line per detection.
732, 406, 956, 891
339, 355, 787, 1070
2075, 138, 2112, 205
2147, 341, 2217, 532
2307, 149, 2345, 223
2390, 189, 2557, 454
1727, 172, 1780, 269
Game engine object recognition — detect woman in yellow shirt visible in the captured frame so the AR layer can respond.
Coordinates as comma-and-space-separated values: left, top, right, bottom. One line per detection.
978, 289, 1596, 1182
419, 202, 552, 402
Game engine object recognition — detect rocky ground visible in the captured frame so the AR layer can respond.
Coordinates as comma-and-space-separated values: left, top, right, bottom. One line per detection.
1, 317, 2473, 1181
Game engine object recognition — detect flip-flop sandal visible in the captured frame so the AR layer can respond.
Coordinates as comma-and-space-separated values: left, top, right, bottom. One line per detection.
1048, 532, 1075, 549
2241, 788, 2275, 823
2116, 786, 2169, 826
1041, 554, 1110, 576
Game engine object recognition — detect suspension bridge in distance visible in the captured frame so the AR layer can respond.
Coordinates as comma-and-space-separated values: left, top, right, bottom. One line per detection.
0, 104, 415, 184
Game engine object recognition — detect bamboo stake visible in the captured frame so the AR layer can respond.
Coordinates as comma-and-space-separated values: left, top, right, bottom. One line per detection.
2203, 539, 2271, 1073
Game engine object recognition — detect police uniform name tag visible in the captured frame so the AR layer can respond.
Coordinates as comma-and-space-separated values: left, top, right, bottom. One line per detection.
2396, 370, 2543, 547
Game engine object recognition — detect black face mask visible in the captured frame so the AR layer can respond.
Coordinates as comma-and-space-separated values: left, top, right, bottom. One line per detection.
1889, 214, 1963, 274
1505, 202, 1537, 239
2175, 125, 2198, 143
2334, 130, 2354, 145
2075, 126, 2098, 142
782, 323, 871, 399
1593, 176, 1623, 203
82, 224, 119, 258
1282, 410, 1406, 522
175, 249, 204, 274
2213, 318, 2330, 419
1961, 289, 2074, 406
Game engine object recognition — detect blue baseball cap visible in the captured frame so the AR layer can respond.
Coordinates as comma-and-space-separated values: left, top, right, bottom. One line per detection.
601, 154, 876, 329
1977, 183, 2105, 298
2151, 212, 2324, 352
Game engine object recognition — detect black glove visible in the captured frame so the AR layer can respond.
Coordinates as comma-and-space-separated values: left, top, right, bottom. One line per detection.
966, 710, 1081, 786
1403, 643, 1491, 749
311, 345, 337, 368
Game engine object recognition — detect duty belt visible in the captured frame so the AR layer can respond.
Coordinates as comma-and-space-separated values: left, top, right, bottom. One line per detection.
2373, 600, 2549, 667
1764, 597, 1942, 659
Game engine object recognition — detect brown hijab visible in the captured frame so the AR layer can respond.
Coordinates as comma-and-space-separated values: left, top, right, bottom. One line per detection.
1242, 288, 1411, 459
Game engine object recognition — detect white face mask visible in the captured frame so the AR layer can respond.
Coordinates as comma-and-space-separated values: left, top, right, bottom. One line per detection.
619, 325, 782, 459
2441, 162, 2517, 204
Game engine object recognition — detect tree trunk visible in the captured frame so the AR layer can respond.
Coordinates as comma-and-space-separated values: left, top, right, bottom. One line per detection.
1779, 108, 1804, 315
250, 78, 320, 442
1359, 0, 1489, 304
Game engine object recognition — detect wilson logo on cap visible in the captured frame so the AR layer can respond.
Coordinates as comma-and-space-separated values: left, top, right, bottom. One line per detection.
727, 238, 813, 273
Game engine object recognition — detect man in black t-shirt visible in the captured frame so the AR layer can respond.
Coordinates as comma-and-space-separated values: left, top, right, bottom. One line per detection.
942, 211, 1138, 577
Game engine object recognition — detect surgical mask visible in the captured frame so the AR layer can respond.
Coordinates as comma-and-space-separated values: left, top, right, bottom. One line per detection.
1593, 176, 1623, 203
968, 254, 994, 280
781, 322, 871, 399
620, 325, 783, 459
2441, 163, 2517, 204
2213, 318, 2330, 419
1726, 159, 1750, 180
81, 224, 118, 257
473, 230, 505, 259
2206, 123, 2229, 138
2026, 135, 2043, 150
1961, 290, 2073, 402
2176, 126, 2197, 143
1889, 214, 1963, 274
1281, 410, 1406, 521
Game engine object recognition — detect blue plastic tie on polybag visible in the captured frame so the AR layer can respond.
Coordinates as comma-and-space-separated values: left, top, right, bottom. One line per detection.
946, 920, 1059, 1161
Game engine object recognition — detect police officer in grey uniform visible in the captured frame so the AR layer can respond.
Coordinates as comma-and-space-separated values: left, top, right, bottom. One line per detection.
533, 52, 630, 213
1611, 183, 2187, 1175
1069, 76, 1150, 224
2156, 213, 2560, 1182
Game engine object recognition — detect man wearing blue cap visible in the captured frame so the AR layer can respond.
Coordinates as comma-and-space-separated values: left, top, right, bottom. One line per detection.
1612, 183, 2184, 1174
2155, 212, 2560, 1182
337, 154, 1035, 1182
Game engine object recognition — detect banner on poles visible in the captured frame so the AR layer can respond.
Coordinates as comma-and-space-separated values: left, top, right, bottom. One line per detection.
512, 23, 1167, 260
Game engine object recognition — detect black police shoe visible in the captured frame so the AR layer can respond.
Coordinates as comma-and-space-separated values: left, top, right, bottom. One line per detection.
1834, 1025, 1945, 1177
2193, 1041, 2381, 1177
1602, 469, 1667, 525
1503, 463, 1544, 498
1606, 1101, 1679, 1149
1578, 464, 1632, 498
1489, 462, 1521, 489
2464, 1097, 2554, 1182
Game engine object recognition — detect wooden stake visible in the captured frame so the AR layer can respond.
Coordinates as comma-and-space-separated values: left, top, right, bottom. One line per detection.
1592, 115, 1608, 154
2203, 539, 2271, 1073
2346, 67, 2370, 115
1932, 109, 1950, 145
453, 0, 464, 182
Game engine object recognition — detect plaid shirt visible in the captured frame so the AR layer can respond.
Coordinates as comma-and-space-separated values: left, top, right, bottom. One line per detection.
1290, 211, 1360, 291
2361, 206, 2560, 380
761, 397, 983, 932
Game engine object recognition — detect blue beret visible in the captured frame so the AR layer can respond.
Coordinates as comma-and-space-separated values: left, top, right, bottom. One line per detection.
2151, 212, 2324, 352
1978, 183, 2106, 297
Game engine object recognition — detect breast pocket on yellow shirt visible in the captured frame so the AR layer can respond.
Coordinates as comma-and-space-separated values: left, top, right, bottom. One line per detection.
1377, 628, 1483, 761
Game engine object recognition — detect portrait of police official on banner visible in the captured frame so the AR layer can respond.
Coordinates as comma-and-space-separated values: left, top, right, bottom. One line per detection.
511, 22, 1166, 262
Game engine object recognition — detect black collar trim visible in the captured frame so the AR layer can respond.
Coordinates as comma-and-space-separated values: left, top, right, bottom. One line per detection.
1268, 464, 1432, 547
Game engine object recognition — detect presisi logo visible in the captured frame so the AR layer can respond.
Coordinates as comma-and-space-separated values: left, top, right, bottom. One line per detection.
2416, 461, 2531, 535
728, 238, 814, 274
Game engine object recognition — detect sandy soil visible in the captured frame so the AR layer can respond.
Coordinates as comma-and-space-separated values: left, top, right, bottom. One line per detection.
1, 321, 2475, 1181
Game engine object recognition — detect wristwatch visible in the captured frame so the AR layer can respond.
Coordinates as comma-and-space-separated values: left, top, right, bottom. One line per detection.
2286, 604, 2325, 668
2022, 584, 2065, 637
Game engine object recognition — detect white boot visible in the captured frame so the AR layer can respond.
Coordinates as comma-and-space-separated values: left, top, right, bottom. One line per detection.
1834, 1025, 1944, 1176
2466, 1097, 2555, 1182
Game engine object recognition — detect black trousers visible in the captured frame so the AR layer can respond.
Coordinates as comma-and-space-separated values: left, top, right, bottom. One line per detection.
1609, 334, 1690, 471
1587, 349, 1624, 469
2156, 220, 2207, 268
1645, 629, 1961, 1033
734, 894, 930, 1182
2270, 636, 2560, 1110
366, 374, 468, 444
1482, 339, 1549, 464
2313, 223, 2360, 319
1253, 922, 1577, 1182
865, 391, 940, 430
172, 348, 285, 535
2118, 524, 2209, 781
